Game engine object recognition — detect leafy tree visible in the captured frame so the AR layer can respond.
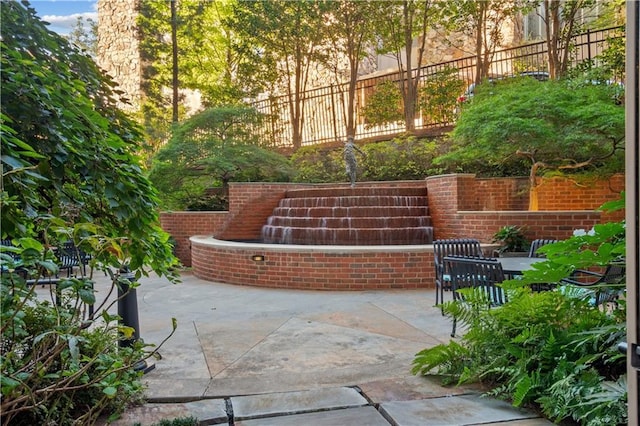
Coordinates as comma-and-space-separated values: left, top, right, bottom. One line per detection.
137, 0, 241, 157
324, 0, 383, 138
1, 0, 176, 275
441, 77, 625, 210
229, 0, 330, 149
537, 0, 598, 79
148, 106, 293, 210
375, 1, 435, 133
435, 0, 530, 84
418, 66, 465, 124
66, 16, 97, 56
1, 1, 177, 423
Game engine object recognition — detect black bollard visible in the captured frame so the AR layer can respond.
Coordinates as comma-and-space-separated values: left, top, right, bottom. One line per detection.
117, 267, 155, 373
117, 268, 140, 348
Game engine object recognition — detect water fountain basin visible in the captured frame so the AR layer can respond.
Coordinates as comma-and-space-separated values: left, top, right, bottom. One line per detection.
190, 236, 437, 290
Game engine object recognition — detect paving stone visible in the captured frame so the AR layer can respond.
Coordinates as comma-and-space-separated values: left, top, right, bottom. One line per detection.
99, 399, 228, 425
231, 387, 367, 420
380, 395, 540, 426
235, 406, 389, 426
142, 377, 211, 400
359, 375, 479, 403
478, 419, 555, 425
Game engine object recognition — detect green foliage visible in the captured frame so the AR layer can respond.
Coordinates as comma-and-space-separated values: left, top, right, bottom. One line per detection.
1, 2, 178, 422
66, 16, 97, 56
492, 225, 529, 254
441, 77, 625, 179
419, 67, 465, 124
362, 80, 404, 129
136, 0, 243, 158
1, 0, 177, 276
133, 417, 200, 426
149, 106, 293, 210
361, 136, 444, 181
1, 237, 179, 425
290, 145, 344, 183
229, 0, 332, 147
413, 199, 627, 425
413, 287, 626, 424
290, 136, 444, 183
139, 0, 241, 106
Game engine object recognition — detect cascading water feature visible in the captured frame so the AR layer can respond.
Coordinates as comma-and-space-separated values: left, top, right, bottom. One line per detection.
261, 187, 434, 245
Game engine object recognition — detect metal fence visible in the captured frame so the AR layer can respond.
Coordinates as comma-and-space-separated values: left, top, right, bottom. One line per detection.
251, 26, 624, 148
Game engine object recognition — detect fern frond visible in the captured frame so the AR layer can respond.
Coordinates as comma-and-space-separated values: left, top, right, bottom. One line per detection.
412, 341, 469, 377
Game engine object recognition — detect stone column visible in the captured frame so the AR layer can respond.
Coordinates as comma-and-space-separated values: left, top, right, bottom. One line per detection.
96, 0, 141, 111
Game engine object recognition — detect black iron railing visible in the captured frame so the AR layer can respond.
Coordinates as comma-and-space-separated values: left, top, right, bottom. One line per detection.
250, 26, 624, 148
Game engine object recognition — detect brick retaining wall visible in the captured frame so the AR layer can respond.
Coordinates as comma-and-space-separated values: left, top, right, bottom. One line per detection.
159, 212, 227, 267
163, 174, 624, 288
190, 237, 436, 290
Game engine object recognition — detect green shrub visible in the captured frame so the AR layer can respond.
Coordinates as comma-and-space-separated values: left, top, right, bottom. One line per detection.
290, 144, 344, 183
1, 237, 178, 425
413, 198, 627, 425
361, 136, 443, 181
361, 80, 404, 129
148, 106, 293, 210
419, 67, 465, 125
1, 3, 178, 423
290, 136, 445, 183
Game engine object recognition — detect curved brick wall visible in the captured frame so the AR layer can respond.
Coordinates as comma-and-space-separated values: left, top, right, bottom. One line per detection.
190, 237, 437, 290
163, 175, 623, 290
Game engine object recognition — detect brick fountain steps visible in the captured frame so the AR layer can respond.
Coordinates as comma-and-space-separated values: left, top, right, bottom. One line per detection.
265, 216, 432, 228
262, 186, 433, 245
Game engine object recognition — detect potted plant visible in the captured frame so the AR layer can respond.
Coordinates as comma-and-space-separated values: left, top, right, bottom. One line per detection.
492, 225, 529, 257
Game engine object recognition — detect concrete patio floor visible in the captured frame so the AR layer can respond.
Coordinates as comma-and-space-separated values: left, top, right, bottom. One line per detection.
84, 271, 552, 425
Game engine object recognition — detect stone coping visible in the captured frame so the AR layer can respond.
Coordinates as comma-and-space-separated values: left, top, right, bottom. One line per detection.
191, 236, 500, 254
458, 210, 600, 214
190, 235, 438, 253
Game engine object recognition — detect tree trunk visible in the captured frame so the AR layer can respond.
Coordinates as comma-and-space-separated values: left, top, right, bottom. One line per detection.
474, 3, 487, 84
529, 162, 543, 211
545, 0, 561, 80
170, 0, 179, 123
403, 1, 416, 133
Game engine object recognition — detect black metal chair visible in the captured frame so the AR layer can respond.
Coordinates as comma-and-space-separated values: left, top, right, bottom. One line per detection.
528, 239, 558, 258
444, 255, 507, 337
57, 241, 88, 277
527, 239, 558, 291
561, 263, 626, 307
433, 239, 483, 310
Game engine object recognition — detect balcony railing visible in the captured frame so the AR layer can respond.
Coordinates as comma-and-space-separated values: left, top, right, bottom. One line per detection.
250, 26, 624, 149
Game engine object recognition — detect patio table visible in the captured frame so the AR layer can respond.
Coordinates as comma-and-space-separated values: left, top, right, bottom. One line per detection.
498, 256, 542, 276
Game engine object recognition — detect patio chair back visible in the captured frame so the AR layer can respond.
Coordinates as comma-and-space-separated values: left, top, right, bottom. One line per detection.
1, 239, 20, 261
528, 239, 558, 258
562, 263, 626, 306
433, 239, 482, 308
58, 241, 88, 277
443, 255, 506, 336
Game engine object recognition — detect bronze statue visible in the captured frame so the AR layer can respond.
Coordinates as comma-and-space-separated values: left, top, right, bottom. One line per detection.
343, 136, 365, 187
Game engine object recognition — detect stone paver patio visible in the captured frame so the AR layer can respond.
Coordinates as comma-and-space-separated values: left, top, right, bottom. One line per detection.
80, 271, 552, 425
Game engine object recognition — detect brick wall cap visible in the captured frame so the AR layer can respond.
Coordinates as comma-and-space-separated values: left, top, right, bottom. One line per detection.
160, 211, 227, 215
228, 181, 426, 188
458, 210, 602, 214
190, 235, 437, 253
425, 173, 476, 181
